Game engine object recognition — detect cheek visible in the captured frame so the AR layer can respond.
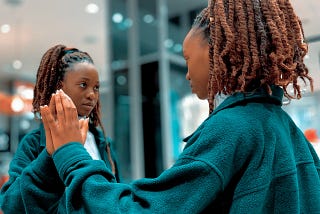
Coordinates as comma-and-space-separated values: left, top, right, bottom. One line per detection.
199, 72, 209, 93
197, 58, 209, 82
201, 52, 210, 82
61, 88, 79, 105
61, 85, 70, 96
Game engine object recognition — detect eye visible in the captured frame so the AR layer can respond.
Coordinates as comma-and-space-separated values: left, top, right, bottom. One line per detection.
94, 85, 100, 92
79, 82, 87, 88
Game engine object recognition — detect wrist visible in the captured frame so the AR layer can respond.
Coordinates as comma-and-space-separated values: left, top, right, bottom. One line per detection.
53, 142, 91, 180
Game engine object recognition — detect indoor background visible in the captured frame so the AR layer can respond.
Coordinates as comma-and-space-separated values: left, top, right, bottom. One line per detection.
0, 0, 319, 183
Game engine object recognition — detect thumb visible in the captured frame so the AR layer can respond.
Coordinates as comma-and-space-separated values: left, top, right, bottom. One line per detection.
40, 105, 55, 155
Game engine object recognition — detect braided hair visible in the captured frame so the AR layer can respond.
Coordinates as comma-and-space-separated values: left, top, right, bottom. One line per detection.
32, 44, 105, 132
32, 44, 117, 174
192, 0, 313, 113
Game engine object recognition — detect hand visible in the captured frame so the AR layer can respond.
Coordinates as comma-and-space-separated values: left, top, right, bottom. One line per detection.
40, 90, 88, 154
41, 93, 58, 155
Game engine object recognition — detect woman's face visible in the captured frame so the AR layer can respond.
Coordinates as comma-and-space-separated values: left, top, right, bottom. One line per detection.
61, 62, 100, 117
183, 29, 210, 100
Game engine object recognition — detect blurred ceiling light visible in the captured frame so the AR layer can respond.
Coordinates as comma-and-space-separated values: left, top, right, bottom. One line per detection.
173, 43, 183, 53
143, 14, 154, 24
123, 18, 133, 28
11, 96, 24, 112
85, 3, 99, 14
17, 86, 33, 100
111, 60, 126, 70
20, 119, 31, 130
1, 24, 11, 34
112, 13, 124, 23
12, 59, 22, 70
116, 75, 127, 86
164, 39, 174, 49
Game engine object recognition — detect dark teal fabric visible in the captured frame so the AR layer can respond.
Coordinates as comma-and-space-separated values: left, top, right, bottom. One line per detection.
9, 87, 320, 213
0, 123, 119, 213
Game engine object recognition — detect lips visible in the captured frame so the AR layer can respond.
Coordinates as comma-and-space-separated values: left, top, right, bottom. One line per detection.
80, 104, 95, 116
77, 102, 96, 117
82, 103, 95, 108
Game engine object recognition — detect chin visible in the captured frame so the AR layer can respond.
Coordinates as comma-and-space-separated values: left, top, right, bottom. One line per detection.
78, 112, 90, 118
196, 94, 208, 100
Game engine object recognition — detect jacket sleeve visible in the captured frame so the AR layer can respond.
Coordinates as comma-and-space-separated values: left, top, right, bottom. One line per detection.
0, 134, 64, 214
48, 143, 222, 214
106, 137, 121, 182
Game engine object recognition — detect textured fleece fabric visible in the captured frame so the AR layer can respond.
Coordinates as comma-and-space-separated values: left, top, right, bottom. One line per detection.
0, 123, 119, 213
10, 86, 320, 213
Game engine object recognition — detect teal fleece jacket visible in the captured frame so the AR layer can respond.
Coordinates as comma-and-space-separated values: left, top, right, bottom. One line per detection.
18, 87, 320, 213
0, 123, 120, 213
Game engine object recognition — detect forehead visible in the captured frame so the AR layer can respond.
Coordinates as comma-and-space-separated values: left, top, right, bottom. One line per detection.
183, 29, 206, 54
65, 62, 99, 80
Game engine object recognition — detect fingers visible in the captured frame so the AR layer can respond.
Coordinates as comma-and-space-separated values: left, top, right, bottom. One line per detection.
55, 90, 78, 124
54, 90, 66, 125
48, 93, 56, 118
40, 105, 55, 155
42, 90, 83, 152
40, 105, 56, 129
61, 91, 79, 124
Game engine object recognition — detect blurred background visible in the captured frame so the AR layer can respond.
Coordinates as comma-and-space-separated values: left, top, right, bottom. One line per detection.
0, 0, 319, 184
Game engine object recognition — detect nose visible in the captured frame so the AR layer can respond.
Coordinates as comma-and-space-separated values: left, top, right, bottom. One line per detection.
186, 70, 190, 80
87, 89, 96, 100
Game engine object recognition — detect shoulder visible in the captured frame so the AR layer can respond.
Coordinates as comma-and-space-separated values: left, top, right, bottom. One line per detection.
208, 101, 282, 135
20, 128, 41, 144
203, 107, 259, 140
188, 103, 278, 157
11, 126, 44, 164
17, 126, 43, 152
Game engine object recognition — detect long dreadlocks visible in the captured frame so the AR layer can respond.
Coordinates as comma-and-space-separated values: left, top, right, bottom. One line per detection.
192, 0, 313, 113
32, 44, 104, 129
32, 44, 116, 173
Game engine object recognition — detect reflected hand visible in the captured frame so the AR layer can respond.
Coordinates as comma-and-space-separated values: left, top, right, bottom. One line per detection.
40, 90, 88, 154
44, 93, 61, 155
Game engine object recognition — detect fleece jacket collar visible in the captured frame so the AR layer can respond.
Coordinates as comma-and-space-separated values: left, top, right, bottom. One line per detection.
183, 86, 284, 142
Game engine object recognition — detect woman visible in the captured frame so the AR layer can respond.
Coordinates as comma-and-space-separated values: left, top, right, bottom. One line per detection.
0, 45, 120, 213
21, 0, 320, 213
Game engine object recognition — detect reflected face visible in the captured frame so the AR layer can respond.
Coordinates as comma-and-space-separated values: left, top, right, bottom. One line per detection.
61, 62, 100, 117
183, 29, 210, 100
